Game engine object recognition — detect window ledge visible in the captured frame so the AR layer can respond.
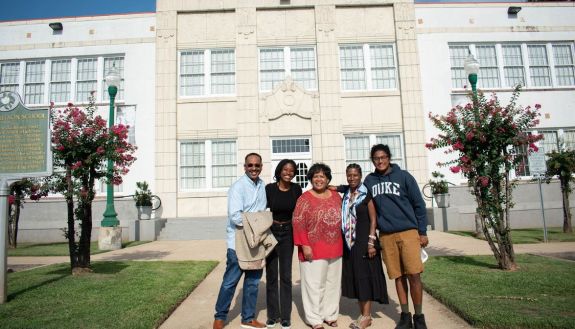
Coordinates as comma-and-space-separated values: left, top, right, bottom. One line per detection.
341, 90, 400, 98
178, 96, 237, 104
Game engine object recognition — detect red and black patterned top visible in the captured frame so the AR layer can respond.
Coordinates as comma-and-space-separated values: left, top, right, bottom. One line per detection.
293, 190, 343, 262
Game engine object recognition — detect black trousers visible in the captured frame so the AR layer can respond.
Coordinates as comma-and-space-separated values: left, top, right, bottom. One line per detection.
266, 223, 294, 322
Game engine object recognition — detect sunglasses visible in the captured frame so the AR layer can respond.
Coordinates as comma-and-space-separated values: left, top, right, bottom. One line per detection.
246, 163, 261, 168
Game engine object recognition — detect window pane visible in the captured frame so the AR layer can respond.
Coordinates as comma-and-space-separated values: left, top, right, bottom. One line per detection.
211, 49, 235, 95
476, 45, 500, 88
345, 136, 372, 172
449, 45, 468, 88
50, 60, 71, 103
502, 45, 525, 87
370, 45, 396, 89
0, 63, 20, 85
180, 51, 205, 96
340, 45, 366, 90
212, 141, 236, 188
180, 142, 205, 189
563, 130, 575, 150
539, 130, 559, 154
271, 139, 310, 154
376, 135, 404, 169
291, 47, 317, 90
260, 48, 285, 91
76, 58, 97, 102
116, 105, 136, 145
553, 45, 575, 86
528, 45, 551, 87
24, 61, 45, 104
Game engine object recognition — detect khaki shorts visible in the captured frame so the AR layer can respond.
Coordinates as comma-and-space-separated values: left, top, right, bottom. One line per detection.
379, 229, 423, 280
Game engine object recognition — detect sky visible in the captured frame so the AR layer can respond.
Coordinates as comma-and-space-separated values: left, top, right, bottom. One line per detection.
0, 0, 529, 22
0, 0, 156, 22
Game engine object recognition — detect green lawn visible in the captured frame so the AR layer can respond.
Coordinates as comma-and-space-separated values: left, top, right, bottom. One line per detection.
424, 254, 575, 329
8, 241, 150, 257
450, 227, 575, 244
0, 261, 217, 329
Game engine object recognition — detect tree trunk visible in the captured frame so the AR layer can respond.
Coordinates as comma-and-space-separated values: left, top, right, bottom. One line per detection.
65, 168, 78, 269
77, 200, 92, 268
561, 179, 573, 233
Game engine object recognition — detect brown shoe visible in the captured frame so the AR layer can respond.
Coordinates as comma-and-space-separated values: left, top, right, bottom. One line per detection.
241, 319, 266, 329
213, 319, 225, 329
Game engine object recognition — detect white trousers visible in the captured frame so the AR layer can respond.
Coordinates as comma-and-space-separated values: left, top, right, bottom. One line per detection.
299, 257, 342, 326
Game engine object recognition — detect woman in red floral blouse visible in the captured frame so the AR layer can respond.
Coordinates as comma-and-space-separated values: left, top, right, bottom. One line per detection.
293, 163, 343, 329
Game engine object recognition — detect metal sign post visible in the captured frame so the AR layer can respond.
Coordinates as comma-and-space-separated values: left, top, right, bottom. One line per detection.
0, 91, 52, 303
528, 151, 548, 243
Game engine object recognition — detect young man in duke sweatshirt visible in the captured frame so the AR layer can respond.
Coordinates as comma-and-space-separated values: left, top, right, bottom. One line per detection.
363, 144, 429, 329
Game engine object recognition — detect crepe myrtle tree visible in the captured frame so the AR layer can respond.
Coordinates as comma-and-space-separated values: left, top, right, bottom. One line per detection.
46, 93, 136, 273
426, 87, 543, 270
544, 144, 575, 233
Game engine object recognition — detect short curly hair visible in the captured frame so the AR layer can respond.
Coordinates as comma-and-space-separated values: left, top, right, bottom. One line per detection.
306, 163, 332, 182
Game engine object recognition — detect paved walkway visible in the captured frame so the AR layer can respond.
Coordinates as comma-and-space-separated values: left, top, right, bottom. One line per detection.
8, 231, 575, 329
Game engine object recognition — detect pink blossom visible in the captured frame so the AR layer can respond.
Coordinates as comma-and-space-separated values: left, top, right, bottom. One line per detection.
478, 176, 490, 187
71, 161, 83, 170
535, 104, 541, 109
57, 145, 65, 151
8, 195, 15, 205
466, 132, 474, 141
529, 143, 539, 152
461, 155, 470, 164
96, 146, 105, 154
450, 166, 461, 174
453, 140, 464, 151
425, 143, 433, 149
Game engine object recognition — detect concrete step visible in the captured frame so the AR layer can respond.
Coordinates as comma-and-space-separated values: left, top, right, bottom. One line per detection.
157, 217, 227, 240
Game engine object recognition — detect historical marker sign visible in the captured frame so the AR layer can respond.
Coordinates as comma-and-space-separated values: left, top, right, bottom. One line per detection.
0, 91, 52, 178
528, 149, 547, 176
0, 91, 52, 304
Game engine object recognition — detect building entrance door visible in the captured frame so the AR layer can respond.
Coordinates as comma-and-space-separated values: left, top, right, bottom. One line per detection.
270, 137, 312, 190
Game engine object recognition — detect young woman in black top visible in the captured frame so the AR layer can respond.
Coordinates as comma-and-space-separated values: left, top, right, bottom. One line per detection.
265, 159, 302, 329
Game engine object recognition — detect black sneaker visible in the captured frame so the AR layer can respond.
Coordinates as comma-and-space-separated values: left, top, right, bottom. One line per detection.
395, 312, 413, 329
413, 314, 427, 329
280, 320, 291, 329
266, 319, 277, 328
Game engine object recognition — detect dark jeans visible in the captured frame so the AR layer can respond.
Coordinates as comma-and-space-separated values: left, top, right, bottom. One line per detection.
214, 248, 263, 322
266, 223, 294, 322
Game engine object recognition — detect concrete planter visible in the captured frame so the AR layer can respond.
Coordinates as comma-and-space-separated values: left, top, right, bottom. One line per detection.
433, 193, 450, 208
137, 206, 153, 220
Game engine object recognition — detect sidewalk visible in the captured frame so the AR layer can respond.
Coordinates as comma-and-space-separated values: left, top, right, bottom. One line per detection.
8, 231, 575, 329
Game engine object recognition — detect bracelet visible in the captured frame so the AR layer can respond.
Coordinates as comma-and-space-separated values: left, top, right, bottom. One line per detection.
368, 235, 377, 240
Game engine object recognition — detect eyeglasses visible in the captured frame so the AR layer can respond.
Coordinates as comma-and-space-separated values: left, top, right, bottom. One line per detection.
246, 163, 261, 168
372, 156, 389, 162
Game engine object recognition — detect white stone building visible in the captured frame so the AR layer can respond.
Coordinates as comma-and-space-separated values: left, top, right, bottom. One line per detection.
416, 2, 575, 184
155, 0, 428, 218
0, 14, 157, 240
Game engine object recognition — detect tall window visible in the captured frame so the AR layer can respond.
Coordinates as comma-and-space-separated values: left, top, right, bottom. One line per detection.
116, 105, 136, 145
563, 130, 575, 150
502, 45, 525, 87
339, 43, 397, 91
449, 42, 574, 89
476, 45, 500, 88
180, 48, 235, 97
345, 133, 405, 172
103, 57, 125, 101
50, 59, 71, 103
259, 46, 317, 91
76, 58, 97, 102
449, 45, 469, 89
553, 44, 575, 86
527, 45, 551, 87
24, 61, 45, 104
0, 62, 20, 93
180, 139, 237, 190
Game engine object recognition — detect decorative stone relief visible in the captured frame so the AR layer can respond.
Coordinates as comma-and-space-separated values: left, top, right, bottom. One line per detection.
262, 76, 317, 121
396, 21, 415, 38
238, 26, 255, 39
157, 31, 175, 43
318, 25, 335, 37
